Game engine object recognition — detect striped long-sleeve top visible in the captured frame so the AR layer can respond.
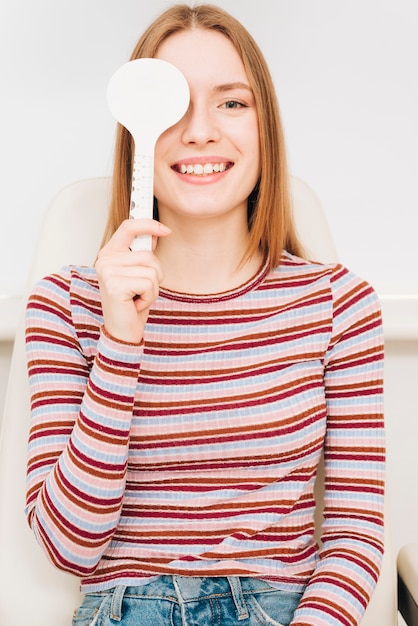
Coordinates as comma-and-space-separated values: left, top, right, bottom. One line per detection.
25, 252, 385, 626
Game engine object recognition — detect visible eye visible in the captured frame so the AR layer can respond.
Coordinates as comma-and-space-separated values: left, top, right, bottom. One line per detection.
221, 100, 247, 109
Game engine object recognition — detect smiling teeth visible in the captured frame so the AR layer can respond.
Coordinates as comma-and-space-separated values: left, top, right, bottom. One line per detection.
179, 163, 227, 175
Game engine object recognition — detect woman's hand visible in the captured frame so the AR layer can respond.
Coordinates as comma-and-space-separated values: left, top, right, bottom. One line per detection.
95, 218, 171, 343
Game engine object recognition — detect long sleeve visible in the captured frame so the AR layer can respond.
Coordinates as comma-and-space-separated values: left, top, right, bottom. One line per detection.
291, 265, 385, 625
25, 268, 143, 576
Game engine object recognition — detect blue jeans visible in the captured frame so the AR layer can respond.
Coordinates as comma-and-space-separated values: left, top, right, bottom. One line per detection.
72, 575, 302, 626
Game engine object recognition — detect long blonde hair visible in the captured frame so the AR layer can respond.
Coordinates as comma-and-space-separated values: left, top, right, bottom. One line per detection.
102, 3, 304, 268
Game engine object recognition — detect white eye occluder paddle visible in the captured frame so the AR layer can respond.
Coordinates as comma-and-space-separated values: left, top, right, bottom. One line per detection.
107, 58, 190, 250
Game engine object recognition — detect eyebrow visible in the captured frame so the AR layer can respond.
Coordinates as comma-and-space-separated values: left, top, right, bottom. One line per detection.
214, 82, 253, 93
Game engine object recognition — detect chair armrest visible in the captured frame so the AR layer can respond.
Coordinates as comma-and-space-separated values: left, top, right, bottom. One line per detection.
398, 543, 418, 626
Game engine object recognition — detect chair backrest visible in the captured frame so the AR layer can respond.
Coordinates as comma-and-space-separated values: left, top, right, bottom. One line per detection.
0, 176, 396, 625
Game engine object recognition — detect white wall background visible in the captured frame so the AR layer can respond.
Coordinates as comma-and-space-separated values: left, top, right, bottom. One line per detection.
0, 0, 417, 297
1, 1, 418, 607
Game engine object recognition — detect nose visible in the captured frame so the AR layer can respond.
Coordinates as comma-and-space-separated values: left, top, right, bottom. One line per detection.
180, 98, 221, 146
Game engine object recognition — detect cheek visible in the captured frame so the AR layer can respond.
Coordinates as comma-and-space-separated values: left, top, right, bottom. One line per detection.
152, 162, 166, 204
153, 136, 173, 198
153, 142, 165, 170
246, 134, 262, 183
154, 127, 175, 166
242, 119, 261, 173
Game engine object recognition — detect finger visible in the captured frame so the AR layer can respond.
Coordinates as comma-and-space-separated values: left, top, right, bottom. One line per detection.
103, 219, 171, 252
97, 261, 163, 298
96, 250, 164, 285
103, 274, 159, 309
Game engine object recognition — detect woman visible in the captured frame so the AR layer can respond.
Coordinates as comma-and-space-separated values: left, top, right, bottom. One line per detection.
25, 4, 385, 625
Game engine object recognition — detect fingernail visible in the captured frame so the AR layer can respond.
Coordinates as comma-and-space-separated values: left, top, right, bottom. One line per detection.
159, 223, 172, 234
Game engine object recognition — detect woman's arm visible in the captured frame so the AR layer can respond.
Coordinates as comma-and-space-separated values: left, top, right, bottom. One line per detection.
291, 265, 385, 626
25, 219, 169, 576
25, 268, 143, 576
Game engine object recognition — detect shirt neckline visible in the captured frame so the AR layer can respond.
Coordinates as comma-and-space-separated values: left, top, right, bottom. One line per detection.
158, 258, 270, 304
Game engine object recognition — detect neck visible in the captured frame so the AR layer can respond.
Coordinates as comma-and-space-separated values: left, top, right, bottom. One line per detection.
155, 217, 263, 294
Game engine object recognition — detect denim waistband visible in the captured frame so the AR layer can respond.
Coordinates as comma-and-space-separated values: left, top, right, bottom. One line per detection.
102, 575, 285, 622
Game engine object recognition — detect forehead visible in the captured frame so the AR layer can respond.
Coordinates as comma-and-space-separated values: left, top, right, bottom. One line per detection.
155, 28, 249, 86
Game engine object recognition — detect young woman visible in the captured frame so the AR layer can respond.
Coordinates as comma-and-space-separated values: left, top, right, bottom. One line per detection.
25, 4, 385, 625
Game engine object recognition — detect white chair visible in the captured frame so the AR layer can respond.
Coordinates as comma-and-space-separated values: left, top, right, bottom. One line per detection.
398, 543, 418, 625
0, 176, 397, 625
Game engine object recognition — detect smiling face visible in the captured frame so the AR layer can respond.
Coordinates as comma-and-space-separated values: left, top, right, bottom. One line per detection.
153, 28, 261, 227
